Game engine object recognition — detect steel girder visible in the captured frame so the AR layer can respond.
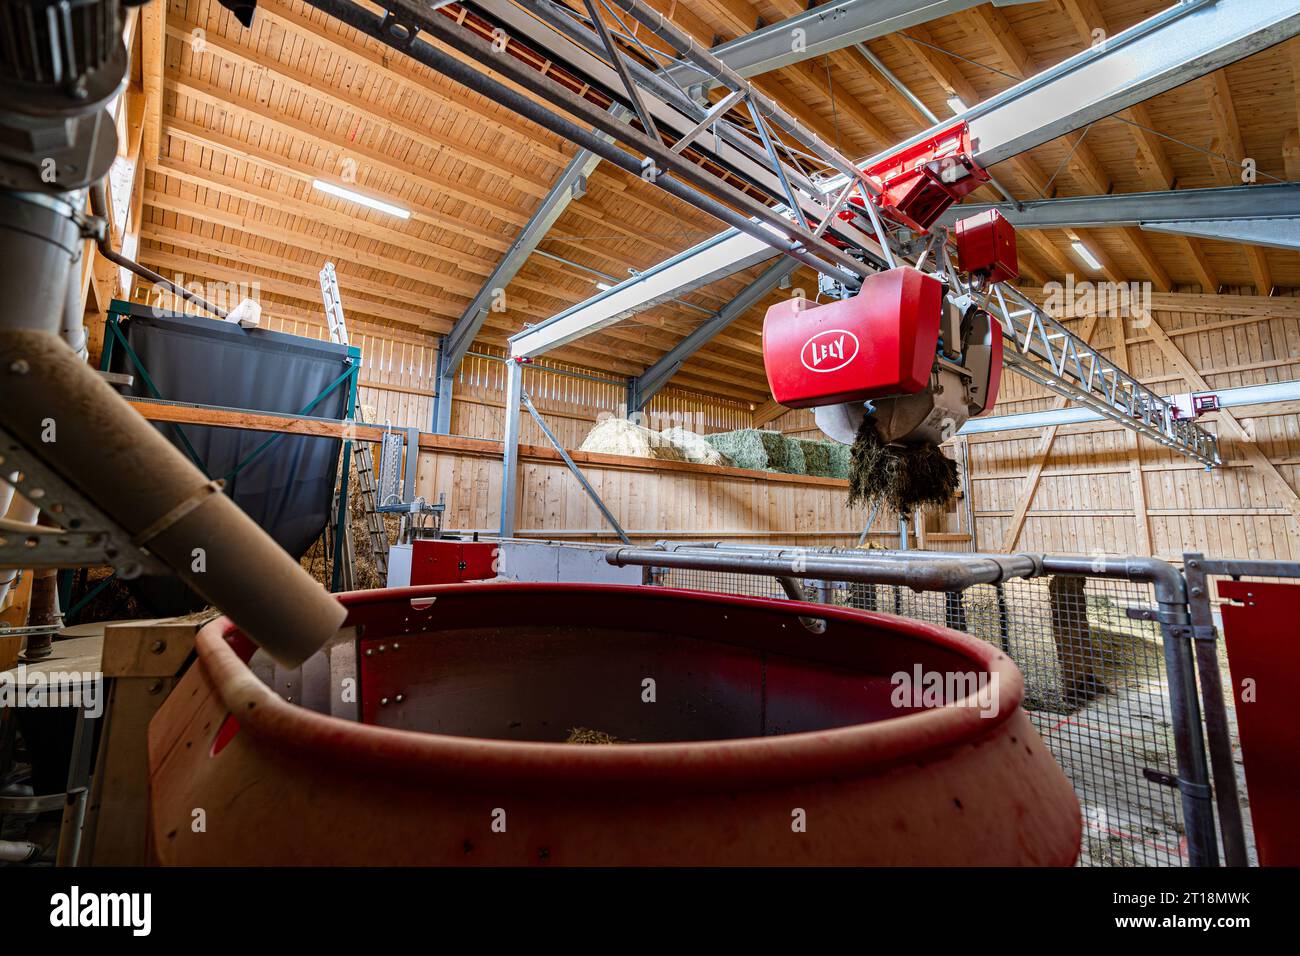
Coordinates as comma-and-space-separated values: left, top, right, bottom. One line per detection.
510, 0, 1300, 366
936, 183, 1300, 238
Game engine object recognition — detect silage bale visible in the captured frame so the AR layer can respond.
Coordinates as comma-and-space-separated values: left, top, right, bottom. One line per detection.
796, 438, 833, 477
703, 429, 790, 472
579, 417, 688, 461
660, 426, 731, 466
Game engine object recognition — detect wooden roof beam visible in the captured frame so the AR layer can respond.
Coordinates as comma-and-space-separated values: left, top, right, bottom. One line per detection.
169, 77, 526, 226
164, 16, 557, 198
1059, 0, 1215, 292
251, 0, 570, 165
161, 117, 514, 253
1204, 68, 1275, 294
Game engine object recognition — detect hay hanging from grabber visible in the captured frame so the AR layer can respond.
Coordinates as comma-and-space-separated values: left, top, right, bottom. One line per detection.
846, 416, 960, 516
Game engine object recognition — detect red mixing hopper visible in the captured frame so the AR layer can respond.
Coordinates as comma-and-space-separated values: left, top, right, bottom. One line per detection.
147, 583, 1081, 866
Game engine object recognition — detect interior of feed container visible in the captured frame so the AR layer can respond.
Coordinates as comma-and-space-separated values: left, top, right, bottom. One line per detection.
352, 589, 987, 743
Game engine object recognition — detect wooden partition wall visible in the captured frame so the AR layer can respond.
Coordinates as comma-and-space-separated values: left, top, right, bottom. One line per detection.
409, 434, 869, 546
774, 289, 1300, 564
131, 287, 1300, 562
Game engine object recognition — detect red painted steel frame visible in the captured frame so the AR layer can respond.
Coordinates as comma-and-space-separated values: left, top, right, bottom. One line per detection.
1218, 580, 1300, 866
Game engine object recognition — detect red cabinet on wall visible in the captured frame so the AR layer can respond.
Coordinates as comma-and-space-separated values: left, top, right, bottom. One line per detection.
410, 539, 498, 585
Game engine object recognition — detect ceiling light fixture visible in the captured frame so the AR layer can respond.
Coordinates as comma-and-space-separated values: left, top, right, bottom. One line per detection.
312, 179, 411, 219
1070, 241, 1103, 271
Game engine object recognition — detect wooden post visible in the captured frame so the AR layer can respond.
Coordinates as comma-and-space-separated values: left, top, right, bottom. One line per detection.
81, 619, 201, 865
1048, 575, 1106, 709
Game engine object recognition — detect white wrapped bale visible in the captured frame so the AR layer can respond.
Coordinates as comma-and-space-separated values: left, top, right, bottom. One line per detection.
660, 427, 730, 466
579, 417, 688, 462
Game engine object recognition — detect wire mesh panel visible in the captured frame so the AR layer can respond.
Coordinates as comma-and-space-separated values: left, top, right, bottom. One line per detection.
654, 567, 1187, 866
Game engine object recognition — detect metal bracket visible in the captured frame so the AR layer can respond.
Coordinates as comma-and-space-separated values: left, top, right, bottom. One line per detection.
1125, 603, 1187, 625
1142, 767, 1213, 800
0, 425, 167, 578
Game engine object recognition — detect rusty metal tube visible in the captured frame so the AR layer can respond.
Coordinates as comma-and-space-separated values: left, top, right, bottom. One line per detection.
0, 331, 345, 666
88, 181, 228, 320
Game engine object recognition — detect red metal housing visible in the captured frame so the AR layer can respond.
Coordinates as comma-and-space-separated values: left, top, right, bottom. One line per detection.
762, 266, 942, 409
862, 121, 990, 232
410, 539, 497, 585
1218, 580, 1300, 866
955, 209, 1019, 284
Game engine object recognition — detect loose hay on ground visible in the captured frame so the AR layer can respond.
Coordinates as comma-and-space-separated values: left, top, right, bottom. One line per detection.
566, 727, 619, 744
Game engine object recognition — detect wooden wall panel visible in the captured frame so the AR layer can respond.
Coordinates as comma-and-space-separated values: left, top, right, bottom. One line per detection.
137, 286, 1300, 564
768, 291, 1300, 563
410, 439, 873, 546
967, 292, 1300, 562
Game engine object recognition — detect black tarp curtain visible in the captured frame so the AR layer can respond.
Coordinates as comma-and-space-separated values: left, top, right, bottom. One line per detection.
107, 308, 351, 614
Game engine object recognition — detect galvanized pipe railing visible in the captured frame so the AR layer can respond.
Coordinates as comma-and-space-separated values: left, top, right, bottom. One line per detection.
605, 544, 1043, 592
612, 540, 1220, 866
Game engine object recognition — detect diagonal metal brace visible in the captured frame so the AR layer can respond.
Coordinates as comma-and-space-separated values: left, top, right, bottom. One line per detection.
519, 391, 631, 545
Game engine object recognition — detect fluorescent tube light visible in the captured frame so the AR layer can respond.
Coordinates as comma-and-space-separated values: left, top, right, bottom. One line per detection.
1070, 241, 1103, 271
312, 180, 411, 219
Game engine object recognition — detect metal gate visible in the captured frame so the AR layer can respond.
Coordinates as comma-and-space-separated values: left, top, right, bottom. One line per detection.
620, 544, 1237, 867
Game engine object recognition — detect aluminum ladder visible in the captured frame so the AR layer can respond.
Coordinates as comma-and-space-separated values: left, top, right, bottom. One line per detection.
320, 262, 389, 579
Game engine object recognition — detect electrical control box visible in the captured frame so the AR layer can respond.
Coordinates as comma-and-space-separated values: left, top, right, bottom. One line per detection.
955, 208, 1019, 285
762, 266, 942, 409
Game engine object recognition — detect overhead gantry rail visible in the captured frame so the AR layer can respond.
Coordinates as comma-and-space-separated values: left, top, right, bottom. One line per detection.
290, 0, 1299, 515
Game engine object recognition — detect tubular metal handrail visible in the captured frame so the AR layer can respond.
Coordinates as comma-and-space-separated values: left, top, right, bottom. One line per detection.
611, 541, 1222, 866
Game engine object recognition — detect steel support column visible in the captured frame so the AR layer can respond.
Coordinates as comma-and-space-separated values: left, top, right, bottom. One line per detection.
499, 357, 523, 537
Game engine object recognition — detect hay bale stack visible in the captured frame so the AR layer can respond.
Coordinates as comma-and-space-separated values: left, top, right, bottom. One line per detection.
781, 436, 805, 474
660, 426, 732, 466
703, 429, 796, 472
795, 438, 834, 477
579, 417, 688, 462
826, 441, 852, 479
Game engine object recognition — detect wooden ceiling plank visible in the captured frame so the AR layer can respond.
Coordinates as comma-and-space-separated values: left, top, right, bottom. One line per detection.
1204, 70, 1275, 296
253, 0, 570, 166
166, 15, 557, 198
170, 75, 527, 226
149, 156, 501, 273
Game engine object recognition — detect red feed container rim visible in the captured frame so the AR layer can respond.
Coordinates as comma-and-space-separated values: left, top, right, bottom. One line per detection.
195, 582, 1025, 795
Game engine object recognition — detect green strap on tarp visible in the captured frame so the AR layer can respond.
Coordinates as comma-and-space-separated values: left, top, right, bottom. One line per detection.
220, 364, 358, 483
107, 316, 357, 484
65, 573, 115, 623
